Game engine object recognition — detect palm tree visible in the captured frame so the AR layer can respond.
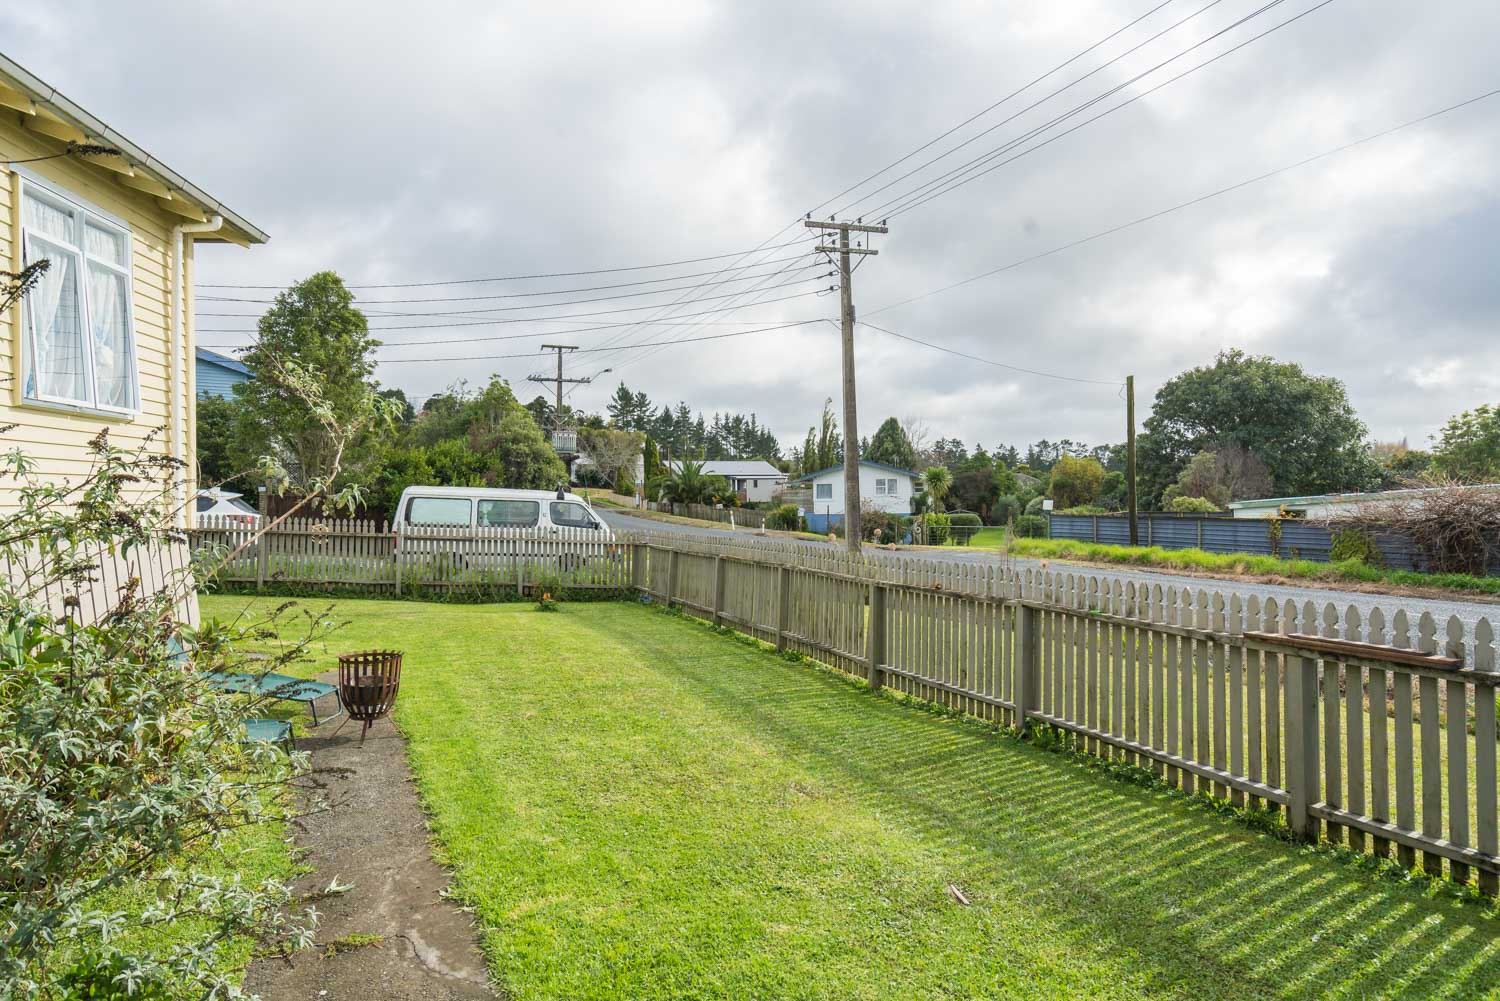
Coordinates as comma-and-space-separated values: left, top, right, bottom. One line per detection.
922, 466, 953, 512
652, 459, 730, 506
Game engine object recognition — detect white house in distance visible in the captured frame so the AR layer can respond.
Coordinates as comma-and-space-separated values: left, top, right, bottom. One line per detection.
670, 459, 787, 503
789, 461, 918, 532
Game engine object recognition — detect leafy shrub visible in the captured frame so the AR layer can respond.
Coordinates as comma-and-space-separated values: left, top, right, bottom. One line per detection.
1024, 496, 1046, 516
1057, 505, 1110, 515
1165, 495, 1221, 514
1, 436, 318, 998
992, 494, 1021, 526
947, 512, 982, 546
765, 503, 802, 531
1329, 527, 1384, 567
1015, 514, 1049, 538
925, 512, 952, 545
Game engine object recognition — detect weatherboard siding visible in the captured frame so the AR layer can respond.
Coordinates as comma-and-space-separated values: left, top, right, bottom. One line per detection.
0, 118, 196, 518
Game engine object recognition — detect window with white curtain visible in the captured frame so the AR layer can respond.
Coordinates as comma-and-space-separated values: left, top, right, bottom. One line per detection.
20, 178, 138, 412
874, 477, 898, 495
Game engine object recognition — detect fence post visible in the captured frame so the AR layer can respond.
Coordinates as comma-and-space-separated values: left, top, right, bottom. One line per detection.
631, 543, 644, 593
775, 564, 789, 651
1196, 518, 1205, 549
1015, 601, 1038, 733
866, 582, 886, 689
393, 525, 403, 596
1147, 516, 1153, 547
255, 525, 270, 593
712, 555, 726, 625
1092, 515, 1099, 542
1285, 652, 1321, 841
667, 549, 680, 609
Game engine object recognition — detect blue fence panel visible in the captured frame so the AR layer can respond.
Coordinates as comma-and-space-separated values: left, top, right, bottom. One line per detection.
1045, 513, 1497, 576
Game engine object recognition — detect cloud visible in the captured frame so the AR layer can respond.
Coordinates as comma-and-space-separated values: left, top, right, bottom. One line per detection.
7, 0, 1498, 452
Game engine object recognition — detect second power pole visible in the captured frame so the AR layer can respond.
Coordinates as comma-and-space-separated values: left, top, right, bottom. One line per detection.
806, 217, 888, 553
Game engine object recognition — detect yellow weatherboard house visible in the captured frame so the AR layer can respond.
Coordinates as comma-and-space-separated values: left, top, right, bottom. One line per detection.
0, 53, 265, 527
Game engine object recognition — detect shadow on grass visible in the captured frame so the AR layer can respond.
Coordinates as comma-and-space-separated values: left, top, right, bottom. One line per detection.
607, 609, 1500, 1001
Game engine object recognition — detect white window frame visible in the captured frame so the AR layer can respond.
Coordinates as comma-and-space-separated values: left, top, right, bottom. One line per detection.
875, 477, 896, 496
18, 173, 139, 416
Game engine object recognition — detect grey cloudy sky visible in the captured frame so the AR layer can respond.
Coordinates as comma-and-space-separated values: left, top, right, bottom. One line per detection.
7, 0, 1498, 454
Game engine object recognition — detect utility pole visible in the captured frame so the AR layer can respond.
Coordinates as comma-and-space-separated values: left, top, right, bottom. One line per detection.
528, 344, 592, 417
1126, 374, 1138, 545
805, 216, 888, 554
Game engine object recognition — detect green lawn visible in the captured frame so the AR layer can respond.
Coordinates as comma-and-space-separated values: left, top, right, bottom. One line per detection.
203, 595, 1500, 1001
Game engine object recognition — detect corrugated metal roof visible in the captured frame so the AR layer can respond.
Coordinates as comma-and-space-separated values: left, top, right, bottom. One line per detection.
195, 346, 250, 375
670, 459, 785, 477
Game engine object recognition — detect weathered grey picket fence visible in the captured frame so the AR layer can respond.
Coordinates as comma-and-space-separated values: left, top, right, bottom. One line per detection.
632, 533, 1500, 897
648, 501, 767, 528
192, 516, 632, 594
187, 519, 1499, 895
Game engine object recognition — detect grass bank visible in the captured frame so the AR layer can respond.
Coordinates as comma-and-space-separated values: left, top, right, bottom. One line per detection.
206, 595, 1500, 1001
1007, 537, 1500, 598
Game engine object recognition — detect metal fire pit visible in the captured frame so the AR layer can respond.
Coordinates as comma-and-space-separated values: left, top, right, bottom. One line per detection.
336, 650, 403, 746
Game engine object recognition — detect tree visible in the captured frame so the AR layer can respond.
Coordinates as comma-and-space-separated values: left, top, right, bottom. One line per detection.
195, 393, 247, 493
922, 466, 953, 512
579, 427, 644, 492
1161, 445, 1272, 509
1430, 404, 1500, 483
233, 272, 393, 500
463, 378, 569, 489
1137, 349, 1379, 505
950, 468, 1000, 520
1372, 440, 1432, 489
652, 459, 729, 505
1049, 454, 1105, 509
865, 416, 916, 470
813, 398, 842, 470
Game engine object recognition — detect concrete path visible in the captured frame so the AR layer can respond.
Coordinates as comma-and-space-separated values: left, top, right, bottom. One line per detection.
599, 508, 1500, 628
244, 680, 497, 1001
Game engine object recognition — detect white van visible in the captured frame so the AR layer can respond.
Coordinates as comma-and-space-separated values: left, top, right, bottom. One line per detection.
393, 485, 614, 540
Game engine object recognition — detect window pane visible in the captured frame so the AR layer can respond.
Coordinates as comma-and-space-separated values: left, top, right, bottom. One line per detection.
815, 483, 833, 499
24, 236, 89, 404
24, 193, 74, 242
549, 501, 596, 528
407, 497, 471, 526
87, 262, 133, 409
85, 221, 126, 266
477, 499, 539, 527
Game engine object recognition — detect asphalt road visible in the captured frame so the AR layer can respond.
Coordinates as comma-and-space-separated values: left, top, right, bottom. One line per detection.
599, 508, 1499, 629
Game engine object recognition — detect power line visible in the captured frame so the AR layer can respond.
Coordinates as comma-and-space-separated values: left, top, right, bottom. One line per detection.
369, 318, 830, 365
560, 4, 1214, 393
859, 320, 1122, 385
835, 0, 1231, 219
193, 251, 817, 305
868, 84, 1500, 315
883, 0, 1335, 219
813, 0, 1182, 219
197, 259, 830, 321
861, 0, 1304, 221
197, 278, 831, 333
191, 237, 821, 289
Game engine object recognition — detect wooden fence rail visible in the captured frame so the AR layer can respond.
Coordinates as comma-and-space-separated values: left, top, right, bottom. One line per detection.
186, 521, 1499, 895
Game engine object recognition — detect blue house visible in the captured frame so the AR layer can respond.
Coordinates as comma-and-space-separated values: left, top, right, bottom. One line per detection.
196, 347, 251, 399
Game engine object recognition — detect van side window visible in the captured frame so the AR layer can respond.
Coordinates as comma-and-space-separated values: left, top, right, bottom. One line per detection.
406, 497, 472, 526
548, 501, 596, 529
477, 499, 540, 527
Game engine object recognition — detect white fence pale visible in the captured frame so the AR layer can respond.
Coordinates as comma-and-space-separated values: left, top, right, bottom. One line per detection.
3, 538, 198, 628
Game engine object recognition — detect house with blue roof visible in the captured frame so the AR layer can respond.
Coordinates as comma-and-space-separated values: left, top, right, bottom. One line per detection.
195, 347, 251, 399
788, 460, 919, 532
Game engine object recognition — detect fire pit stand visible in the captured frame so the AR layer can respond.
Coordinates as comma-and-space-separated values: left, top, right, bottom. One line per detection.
336, 650, 403, 746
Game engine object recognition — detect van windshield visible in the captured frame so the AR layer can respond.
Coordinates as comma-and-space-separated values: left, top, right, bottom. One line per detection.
549, 501, 597, 529
406, 497, 472, 526
477, 499, 540, 527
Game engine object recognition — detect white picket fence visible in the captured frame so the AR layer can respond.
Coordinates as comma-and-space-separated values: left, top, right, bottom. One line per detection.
191, 516, 632, 594
3, 538, 199, 627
